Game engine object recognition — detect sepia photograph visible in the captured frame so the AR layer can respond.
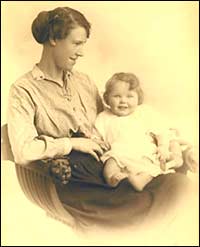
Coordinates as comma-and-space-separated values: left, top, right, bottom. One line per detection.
1, 1, 199, 245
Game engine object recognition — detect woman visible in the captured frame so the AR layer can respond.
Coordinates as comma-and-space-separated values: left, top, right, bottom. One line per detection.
7, 6, 193, 231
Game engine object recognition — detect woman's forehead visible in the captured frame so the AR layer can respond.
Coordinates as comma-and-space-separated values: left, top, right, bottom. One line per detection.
67, 26, 88, 42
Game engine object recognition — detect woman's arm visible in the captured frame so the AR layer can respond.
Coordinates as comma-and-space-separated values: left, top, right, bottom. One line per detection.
8, 84, 105, 165
7, 84, 73, 165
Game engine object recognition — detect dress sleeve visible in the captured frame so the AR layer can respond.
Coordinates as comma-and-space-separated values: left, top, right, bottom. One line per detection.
94, 113, 107, 141
7, 84, 72, 165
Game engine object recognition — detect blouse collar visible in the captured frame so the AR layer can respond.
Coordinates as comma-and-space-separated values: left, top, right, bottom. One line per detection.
31, 64, 73, 87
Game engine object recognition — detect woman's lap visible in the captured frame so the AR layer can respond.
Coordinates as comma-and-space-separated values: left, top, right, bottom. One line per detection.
55, 151, 193, 227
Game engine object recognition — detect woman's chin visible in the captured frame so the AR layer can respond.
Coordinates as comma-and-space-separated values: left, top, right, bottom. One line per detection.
64, 66, 73, 72
62, 63, 75, 71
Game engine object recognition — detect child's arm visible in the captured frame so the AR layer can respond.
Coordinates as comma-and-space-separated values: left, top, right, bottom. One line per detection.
155, 127, 187, 162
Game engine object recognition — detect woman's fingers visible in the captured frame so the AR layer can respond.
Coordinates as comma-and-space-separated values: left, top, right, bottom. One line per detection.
100, 142, 110, 151
93, 143, 104, 156
92, 138, 110, 151
90, 151, 100, 161
86, 141, 104, 161
70, 137, 107, 159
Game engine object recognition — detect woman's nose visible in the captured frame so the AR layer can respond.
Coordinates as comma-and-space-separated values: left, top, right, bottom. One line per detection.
76, 46, 84, 57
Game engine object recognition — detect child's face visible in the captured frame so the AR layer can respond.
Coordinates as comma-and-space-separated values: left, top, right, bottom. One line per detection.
107, 80, 139, 116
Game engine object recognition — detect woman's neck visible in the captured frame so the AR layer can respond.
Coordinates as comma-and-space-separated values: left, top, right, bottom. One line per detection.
37, 46, 63, 83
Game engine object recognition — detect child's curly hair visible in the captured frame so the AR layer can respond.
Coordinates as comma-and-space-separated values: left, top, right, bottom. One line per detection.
103, 72, 144, 106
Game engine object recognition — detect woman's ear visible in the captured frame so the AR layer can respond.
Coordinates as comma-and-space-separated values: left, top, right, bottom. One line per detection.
49, 38, 57, 46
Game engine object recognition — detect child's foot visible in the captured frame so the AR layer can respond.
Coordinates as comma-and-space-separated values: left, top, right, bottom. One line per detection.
108, 172, 128, 187
128, 173, 153, 192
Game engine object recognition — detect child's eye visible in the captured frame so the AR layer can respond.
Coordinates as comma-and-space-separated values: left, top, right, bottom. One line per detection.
128, 95, 134, 98
113, 95, 120, 98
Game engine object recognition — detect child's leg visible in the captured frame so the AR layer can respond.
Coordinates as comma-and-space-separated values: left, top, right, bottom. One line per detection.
127, 158, 154, 191
103, 158, 128, 187
128, 172, 153, 192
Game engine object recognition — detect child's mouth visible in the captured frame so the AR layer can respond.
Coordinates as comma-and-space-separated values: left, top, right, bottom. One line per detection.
118, 106, 128, 110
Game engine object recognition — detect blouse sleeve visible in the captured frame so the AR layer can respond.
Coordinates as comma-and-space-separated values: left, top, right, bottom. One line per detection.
85, 74, 104, 114
7, 84, 72, 165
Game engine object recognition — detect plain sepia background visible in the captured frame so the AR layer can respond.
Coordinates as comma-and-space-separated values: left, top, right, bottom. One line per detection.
1, 1, 199, 245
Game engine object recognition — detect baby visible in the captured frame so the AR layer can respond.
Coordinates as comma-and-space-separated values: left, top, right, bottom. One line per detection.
95, 72, 198, 191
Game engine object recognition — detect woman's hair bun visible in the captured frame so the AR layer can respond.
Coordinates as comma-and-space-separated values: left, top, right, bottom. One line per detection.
31, 7, 91, 44
31, 11, 50, 44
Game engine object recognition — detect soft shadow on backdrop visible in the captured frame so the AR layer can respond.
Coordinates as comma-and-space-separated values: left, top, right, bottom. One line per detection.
1, 1, 199, 246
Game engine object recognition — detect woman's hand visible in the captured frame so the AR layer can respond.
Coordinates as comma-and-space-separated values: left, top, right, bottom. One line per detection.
70, 137, 106, 161
91, 136, 111, 152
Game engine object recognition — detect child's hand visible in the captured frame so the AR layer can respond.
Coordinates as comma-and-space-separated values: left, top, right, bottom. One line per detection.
157, 145, 170, 164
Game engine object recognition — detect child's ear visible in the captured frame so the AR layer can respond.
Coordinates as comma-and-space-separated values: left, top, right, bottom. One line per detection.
102, 93, 111, 109
103, 93, 108, 105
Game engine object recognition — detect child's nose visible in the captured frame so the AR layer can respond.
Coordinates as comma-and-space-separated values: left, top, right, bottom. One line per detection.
120, 97, 127, 103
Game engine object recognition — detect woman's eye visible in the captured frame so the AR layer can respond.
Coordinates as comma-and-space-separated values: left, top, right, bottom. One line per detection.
73, 42, 82, 46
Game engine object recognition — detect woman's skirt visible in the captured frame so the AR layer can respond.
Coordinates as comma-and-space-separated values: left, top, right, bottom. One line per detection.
55, 151, 193, 230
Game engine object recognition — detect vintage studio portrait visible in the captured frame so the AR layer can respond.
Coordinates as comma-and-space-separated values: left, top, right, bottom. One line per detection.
1, 1, 199, 246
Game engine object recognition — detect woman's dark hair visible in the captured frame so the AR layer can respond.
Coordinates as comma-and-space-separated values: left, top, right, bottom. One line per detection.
103, 72, 144, 105
32, 7, 91, 44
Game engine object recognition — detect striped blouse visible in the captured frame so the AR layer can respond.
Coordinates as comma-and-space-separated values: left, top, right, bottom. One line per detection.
7, 65, 103, 165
